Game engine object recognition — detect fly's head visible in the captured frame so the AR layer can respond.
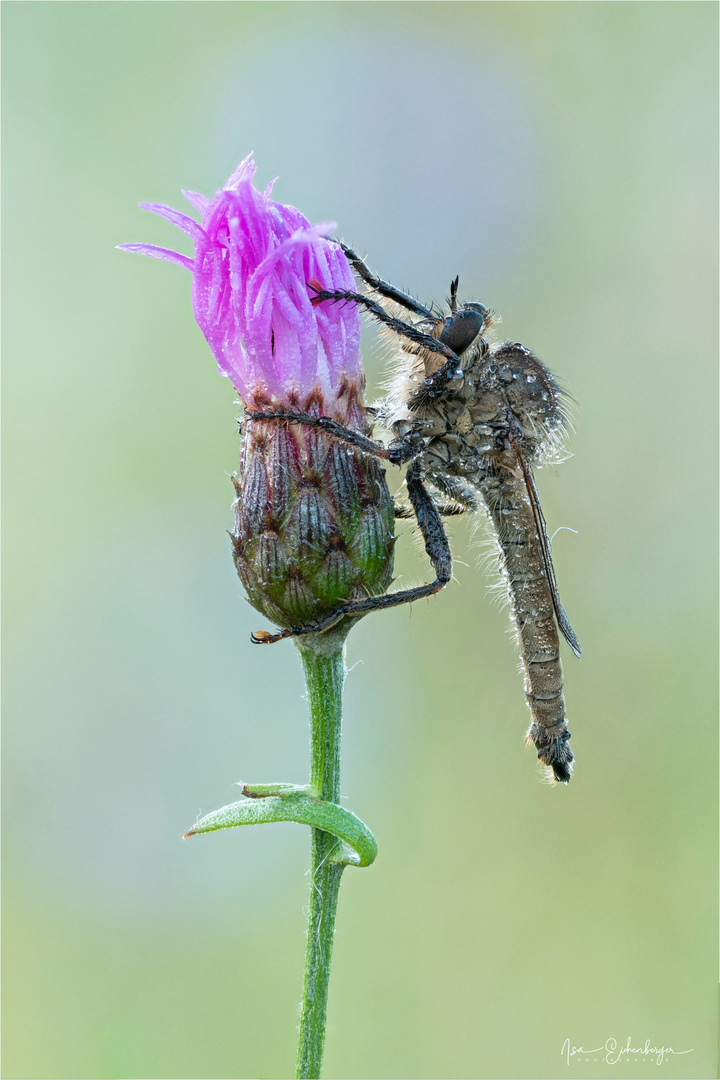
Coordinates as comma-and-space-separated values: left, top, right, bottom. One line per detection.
407, 294, 496, 415
439, 301, 493, 356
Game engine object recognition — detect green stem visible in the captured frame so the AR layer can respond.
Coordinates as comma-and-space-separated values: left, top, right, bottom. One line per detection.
296, 642, 346, 1080
183, 633, 377, 1074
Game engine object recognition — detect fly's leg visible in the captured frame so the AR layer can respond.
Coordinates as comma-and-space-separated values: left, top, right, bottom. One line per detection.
327, 249, 472, 408
424, 471, 483, 512
394, 500, 467, 519
332, 242, 436, 319
393, 467, 481, 518
310, 283, 467, 409
251, 461, 452, 644
244, 409, 420, 466
310, 285, 460, 365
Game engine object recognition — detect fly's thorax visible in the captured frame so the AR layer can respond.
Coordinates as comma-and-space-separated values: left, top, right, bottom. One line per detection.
384, 313, 490, 426
404, 341, 567, 477
419, 427, 497, 477
470, 342, 568, 463
383, 332, 489, 455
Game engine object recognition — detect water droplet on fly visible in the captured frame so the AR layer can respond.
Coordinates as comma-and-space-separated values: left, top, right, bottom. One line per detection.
541, 392, 549, 401
527, 374, 536, 383
424, 377, 433, 385
512, 372, 519, 379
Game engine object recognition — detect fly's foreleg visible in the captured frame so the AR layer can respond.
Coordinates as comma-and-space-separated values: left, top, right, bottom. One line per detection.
332, 242, 436, 319
310, 282, 469, 409
309, 285, 461, 366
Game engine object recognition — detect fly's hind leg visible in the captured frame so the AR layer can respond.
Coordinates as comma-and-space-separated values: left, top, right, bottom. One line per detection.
251, 461, 452, 644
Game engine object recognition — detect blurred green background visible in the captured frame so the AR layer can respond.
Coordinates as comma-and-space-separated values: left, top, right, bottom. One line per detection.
3, 3, 717, 1078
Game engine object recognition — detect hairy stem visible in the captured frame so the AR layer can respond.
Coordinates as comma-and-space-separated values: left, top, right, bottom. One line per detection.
296, 642, 346, 1080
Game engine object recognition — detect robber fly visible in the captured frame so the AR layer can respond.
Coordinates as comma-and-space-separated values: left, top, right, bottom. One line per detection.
247, 243, 581, 783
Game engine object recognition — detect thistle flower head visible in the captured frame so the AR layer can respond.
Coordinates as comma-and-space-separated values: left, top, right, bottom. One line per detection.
121, 156, 395, 645
119, 153, 363, 423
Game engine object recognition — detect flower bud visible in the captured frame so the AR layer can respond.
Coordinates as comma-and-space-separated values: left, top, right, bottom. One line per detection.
232, 413, 395, 638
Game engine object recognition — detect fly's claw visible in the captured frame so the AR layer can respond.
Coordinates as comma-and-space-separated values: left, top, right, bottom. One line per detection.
308, 278, 344, 307
308, 277, 325, 306
251, 628, 291, 644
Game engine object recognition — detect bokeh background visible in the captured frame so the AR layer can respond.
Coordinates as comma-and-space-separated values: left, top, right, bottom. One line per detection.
3, 3, 717, 1078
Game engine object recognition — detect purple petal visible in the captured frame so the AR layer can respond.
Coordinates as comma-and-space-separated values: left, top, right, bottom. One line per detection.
182, 189, 211, 215
123, 154, 365, 417
224, 153, 257, 190
139, 202, 206, 243
117, 243, 194, 270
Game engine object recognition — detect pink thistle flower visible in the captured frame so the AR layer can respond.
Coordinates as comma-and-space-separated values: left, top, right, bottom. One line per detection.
120, 156, 395, 643
119, 153, 364, 425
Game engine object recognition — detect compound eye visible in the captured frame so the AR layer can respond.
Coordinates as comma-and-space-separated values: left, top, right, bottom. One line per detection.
439, 307, 486, 355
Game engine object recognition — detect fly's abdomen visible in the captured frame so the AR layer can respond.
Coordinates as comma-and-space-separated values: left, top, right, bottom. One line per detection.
479, 463, 574, 783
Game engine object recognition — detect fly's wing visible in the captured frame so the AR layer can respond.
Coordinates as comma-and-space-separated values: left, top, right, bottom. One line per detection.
511, 437, 582, 658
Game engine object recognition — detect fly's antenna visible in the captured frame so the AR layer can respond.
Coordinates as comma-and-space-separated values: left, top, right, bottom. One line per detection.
448, 276, 459, 314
